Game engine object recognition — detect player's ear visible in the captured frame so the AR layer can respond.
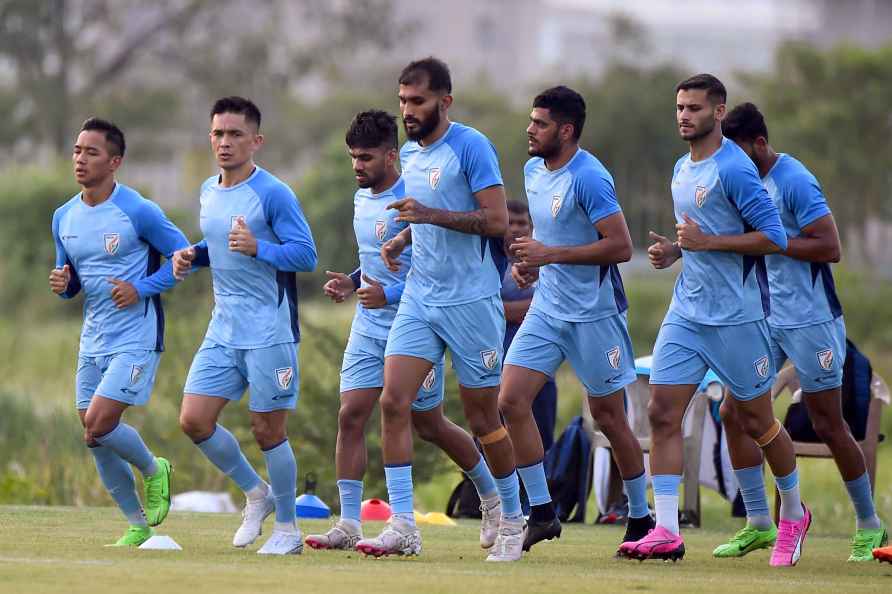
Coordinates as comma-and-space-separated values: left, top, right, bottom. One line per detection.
385, 147, 398, 167
253, 133, 265, 149
440, 94, 453, 111
714, 103, 727, 121
109, 154, 123, 172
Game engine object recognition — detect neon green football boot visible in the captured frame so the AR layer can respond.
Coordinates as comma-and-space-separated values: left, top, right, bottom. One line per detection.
143, 457, 172, 527
106, 525, 154, 547
713, 524, 777, 558
848, 525, 888, 562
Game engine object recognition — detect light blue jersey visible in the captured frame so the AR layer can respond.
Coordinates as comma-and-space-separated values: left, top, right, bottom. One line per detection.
762, 154, 841, 329
669, 137, 787, 325
524, 148, 627, 322
399, 122, 506, 306
52, 183, 189, 356
191, 167, 317, 349
351, 178, 410, 340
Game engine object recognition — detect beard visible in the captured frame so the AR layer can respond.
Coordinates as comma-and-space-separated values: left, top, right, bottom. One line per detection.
355, 172, 381, 189
681, 117, 716, 142
403, 107, 441, 142
528, 133, 561, 160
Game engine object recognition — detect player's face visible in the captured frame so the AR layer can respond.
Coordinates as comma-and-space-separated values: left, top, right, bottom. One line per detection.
527, 108, 562, 159
508, 211, 531, 240
209, 112, 262, 171
399, 81, 443, 142
72, 130, 120, 188
348, 145, 393, 189
676, 89, 722, 142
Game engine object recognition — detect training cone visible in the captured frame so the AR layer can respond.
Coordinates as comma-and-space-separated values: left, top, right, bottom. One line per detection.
138, 535, 182, 550
360, 498, 392, 522
421, 512, 457, 526
295, 472, 331, 519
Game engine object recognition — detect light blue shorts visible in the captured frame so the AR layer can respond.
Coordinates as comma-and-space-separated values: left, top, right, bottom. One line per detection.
505, 310, 636, 397
385, 294, 505, 389
340, 331, 444, 412
76, 350, 161, 410
650, 310, 774, 401
184, 340, 299, 412
770, 317, 846, 393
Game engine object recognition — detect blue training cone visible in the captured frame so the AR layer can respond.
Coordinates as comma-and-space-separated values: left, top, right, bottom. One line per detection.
295, 473, 331, 519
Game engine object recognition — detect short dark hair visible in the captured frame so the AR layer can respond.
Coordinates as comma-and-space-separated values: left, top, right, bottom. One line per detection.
506, 199, 529, 216
346, 110, 398, 150
723, 102, 769, 143
399, 57, 452, 94
210, 96, 261, 129
675, 73, 727, 105
532, 86, 586, 140
80, 117, 125, 157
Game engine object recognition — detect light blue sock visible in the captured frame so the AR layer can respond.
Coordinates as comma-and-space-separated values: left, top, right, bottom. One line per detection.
623, 471, 649, 519
844, 472, 881, 529
517, 461, 551, 506
653, 474, 681, 535
775, 468, 804, 522
384, 464, 414, 520
262, 440, 297, 525
94, 423, 157, 476
733, 465, 772, 530
494, 471, 522, 519
465, 454, 497, 499
337, 479, 363, 523
89, 444, 147, 526
195, 424, 263, 493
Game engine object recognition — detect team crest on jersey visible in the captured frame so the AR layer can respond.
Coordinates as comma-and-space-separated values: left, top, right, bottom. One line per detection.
694, 185, 708, 208
816, 349, 834, 371
422, 368, 436, 391
754, 355, 770, 378
480, 349, 499, 370
551, 194, 563, 218
104, 233, 120, 255
275, 367, 294, 390
130, 365, 144, 385
605, 346, 622, 370
375, 219, 387, 242
230, 215, 246, 230
429, 167, 441, 189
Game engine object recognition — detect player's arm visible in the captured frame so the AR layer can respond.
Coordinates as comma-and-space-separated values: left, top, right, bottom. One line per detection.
130, 202, 192, 298
50, 212, 81, 298
381, 226, 412, 272
388, 184, 508, 237
503, 296, 532, 324
512, 212, 632, 266
782, 175, 840, 263
252, 187, 318, 272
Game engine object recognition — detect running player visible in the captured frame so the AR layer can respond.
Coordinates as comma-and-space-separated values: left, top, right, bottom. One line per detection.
51, 117, 188, 546
494, 86, 652, 561
354, 57, 518, 559
173, 97, 317, 555
714, 102, 886, 562
305, 110, 499, 551
619, 74, 809, 566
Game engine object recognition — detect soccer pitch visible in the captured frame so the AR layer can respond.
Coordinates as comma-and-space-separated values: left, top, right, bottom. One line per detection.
0, 506, 888, 594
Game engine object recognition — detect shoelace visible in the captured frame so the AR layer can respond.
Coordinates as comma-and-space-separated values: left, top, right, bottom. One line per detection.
729, 527, 757, 546
775, 523, 799, 552
850, 534, 872, 558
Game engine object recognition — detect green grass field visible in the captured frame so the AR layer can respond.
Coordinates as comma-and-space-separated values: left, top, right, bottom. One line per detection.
1, 506, 889, 594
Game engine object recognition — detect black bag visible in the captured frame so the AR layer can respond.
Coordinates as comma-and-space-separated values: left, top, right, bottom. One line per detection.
543, 416, 592, 523
783, 339, 873, 442
445, 476, 482, 519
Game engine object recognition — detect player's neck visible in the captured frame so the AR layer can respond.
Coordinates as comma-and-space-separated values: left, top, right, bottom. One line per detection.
419, 116, 451, 147
756, 148, 779, 178
80, 176, 116, 206
220, 160, 256, 188
688, 128, 723, 162
544, 143, 579, 172
372, 168, 400, 195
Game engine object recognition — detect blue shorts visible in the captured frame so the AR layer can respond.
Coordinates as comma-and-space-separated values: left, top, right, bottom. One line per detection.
184, 340, 299, 412
505, 310, 636, 397
340, 331, 444, 412
385, 294, 505, 389
76, 350, 161, 410
770, 317, 846, 393
650, 310, 774, 400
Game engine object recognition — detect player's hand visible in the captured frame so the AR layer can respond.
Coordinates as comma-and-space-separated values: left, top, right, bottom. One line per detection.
172, 247, 195, 280
647, 231, 680, 269
381, 234, 407, 272
108, 277, 139, 309
357, 274, 387, 309
676, 213, 711, 251
510, 236, 552, 267
229, 217, 257, 256
512, 261, 539, 289
323, 271, 355, 303
49, 265, 71, 294
387, 197, 434, 225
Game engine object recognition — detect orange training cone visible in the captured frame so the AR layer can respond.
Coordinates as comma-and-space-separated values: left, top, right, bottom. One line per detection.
360, 498, 392, 522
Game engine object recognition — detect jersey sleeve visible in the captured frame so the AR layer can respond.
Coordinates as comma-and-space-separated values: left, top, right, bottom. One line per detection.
719, 158, 788, 250
383, 281, 405, 305
786, 172, 831, 230
51, 207, 81, 299
455, 129, 504, 193
129, 200, 192, 298
572, 168, 622, 225
255, 184, 318, 272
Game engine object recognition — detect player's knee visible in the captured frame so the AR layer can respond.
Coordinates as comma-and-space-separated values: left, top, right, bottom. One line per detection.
338, 402, 368, 435
647, 399, 678, 436
83, 410, 117, 440
809, 413, 849, 445
736, 409, 773, 441
498, 394, 526, 423
179, 411, 213, 441
591, 405, 629, 437
379, 390, 411, 421
719, 398, 736, 425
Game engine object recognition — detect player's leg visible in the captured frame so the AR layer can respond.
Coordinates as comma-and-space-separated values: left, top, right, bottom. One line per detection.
531, 380, 557, 453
